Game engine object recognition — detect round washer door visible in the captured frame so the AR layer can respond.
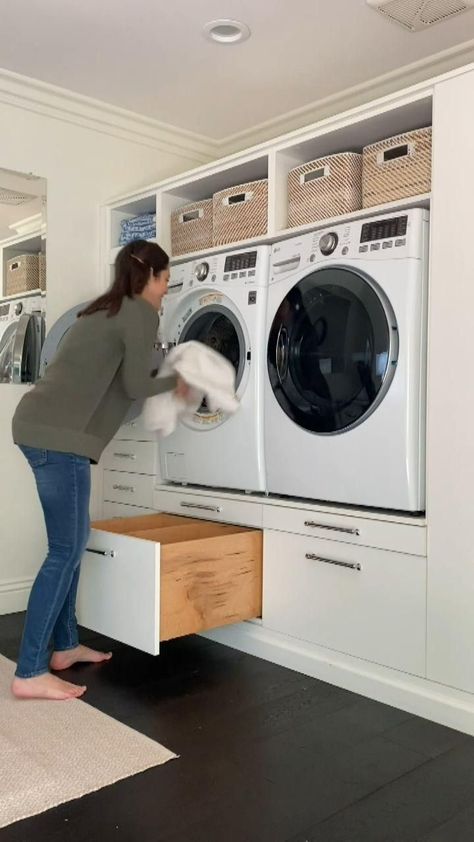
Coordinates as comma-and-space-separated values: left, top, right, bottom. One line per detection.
171, 292, 249, 429
267, 265, 398, 434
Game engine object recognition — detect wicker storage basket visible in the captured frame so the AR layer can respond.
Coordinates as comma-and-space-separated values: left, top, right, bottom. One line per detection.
39, 252, 46, 292
171, 199, 213, 256
6, 254, 40, 296
288, 153, 362, 227
213, 179, 268, 246
362, 127, 432, 208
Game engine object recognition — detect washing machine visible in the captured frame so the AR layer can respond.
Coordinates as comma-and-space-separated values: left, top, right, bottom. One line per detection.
0, 293, 45, 383
160, 245, 270, 492
265, 208, 429, 511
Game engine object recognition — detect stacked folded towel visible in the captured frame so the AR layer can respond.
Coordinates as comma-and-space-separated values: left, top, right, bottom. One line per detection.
119, 213, 156, 245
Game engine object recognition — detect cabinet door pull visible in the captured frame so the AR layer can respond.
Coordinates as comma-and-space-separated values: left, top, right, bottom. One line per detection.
304, 520, 360, 536
305, 552, 361, 571
180, 501, 222, 513
112, 484, 135, 493
112, 452, 137, 460
86, 548, 116, 558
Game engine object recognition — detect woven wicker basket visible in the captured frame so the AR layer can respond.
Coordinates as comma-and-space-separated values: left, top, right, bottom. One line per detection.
6, 254, 40, 296
288, 153, 362, 228
171, 199, 213, 256
39, 252, 46, 292
213, 179, 268, 246
362, 127, 432, 208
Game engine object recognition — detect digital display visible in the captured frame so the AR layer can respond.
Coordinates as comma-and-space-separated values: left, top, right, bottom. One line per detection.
224, 251, 257, 272
360, 215, 408, 243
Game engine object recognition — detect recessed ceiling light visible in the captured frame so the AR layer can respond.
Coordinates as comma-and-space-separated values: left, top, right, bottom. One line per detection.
203, 19, 251, 44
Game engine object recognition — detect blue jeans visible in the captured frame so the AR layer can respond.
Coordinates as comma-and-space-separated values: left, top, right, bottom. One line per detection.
16, 446, 91, 678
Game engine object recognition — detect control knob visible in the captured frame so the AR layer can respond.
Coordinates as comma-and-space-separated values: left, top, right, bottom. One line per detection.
195, 262, 210, 282
14, 302, 23, 316
319, 232, 338, 256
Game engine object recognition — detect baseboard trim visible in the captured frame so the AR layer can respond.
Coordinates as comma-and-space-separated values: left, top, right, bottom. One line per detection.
202, 623, 474, 737
0, 578, 33, 615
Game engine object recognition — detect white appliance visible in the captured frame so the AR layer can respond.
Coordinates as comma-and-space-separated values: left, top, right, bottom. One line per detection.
0, 293, 44, 383
160, 246, 270, 492
265, 208, 429, 511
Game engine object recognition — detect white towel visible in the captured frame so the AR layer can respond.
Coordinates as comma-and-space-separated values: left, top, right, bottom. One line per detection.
143, 340, 239, 435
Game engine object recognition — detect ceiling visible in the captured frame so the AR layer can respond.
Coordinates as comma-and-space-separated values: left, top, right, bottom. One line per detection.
0, 0, 474, 140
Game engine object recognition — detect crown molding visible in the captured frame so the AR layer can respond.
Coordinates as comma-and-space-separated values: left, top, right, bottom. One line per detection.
0, 67, 218, 164
217, 40, 474, 155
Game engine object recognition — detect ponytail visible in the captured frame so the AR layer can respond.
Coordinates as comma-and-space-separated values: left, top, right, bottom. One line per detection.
79, 240, 169, 317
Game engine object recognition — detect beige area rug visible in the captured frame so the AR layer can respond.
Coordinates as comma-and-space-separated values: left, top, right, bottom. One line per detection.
0, 655, 177, 829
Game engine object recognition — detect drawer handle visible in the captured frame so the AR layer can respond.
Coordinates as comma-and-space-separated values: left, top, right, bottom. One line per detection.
112, 452, 137, 460
180, 501, 222, 513
304, 520, 360, 536
305, 552, 361, 572
86, 548, 116, 558
112, 484, 135, 493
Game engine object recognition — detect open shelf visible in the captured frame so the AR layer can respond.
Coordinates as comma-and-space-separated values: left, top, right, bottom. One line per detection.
109, 192, 158, 251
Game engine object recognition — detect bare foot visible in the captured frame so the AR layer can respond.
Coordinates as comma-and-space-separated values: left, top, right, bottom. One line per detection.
50, 645, 112, 671
11, 673, 86, 701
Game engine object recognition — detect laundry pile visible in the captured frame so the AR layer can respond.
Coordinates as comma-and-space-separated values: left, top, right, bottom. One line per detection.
119, 213, 156, 245
143, 340, 239, 435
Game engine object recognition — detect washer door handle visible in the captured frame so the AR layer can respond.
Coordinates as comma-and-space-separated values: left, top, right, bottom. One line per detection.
276, 324, 289, 383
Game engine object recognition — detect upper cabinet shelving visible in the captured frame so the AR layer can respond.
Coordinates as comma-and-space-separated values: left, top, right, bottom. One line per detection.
104, 90, 434, 269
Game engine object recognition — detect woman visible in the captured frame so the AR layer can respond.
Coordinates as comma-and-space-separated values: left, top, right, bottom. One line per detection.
11, 239, 186, 701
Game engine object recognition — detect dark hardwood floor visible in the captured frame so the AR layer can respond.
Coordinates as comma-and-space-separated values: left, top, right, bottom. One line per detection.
1, 612, 473, 842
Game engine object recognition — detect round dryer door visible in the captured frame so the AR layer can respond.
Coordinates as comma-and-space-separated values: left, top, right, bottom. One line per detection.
173, 295, 249, 427
267, 266, 398, 434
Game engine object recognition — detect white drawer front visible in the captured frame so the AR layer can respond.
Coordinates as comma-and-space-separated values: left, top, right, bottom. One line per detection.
77, 529, 160, 655
263, 530, 426, 676
102, 440, 157, 475
263, 505, 426, 556
153, 488, 263, 528
115, 417, 156, 442
102, 502, 157, 519
103, 471, 154, 508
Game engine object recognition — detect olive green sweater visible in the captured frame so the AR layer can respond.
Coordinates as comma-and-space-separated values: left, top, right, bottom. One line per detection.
12, 296, 176, 463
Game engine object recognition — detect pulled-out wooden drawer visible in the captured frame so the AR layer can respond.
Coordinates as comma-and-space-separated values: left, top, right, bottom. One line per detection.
77, 513, 262, 655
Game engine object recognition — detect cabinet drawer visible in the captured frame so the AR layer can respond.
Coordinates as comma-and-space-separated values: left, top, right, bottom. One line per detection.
102, 502, 157, 519
154, 488, 263, 528
263, 505, 426, 556
103, 471, 154, 508
102, 440, 157, 475
77, 513, 262, 654
263, 530, 426, 676
115, 417, 156, 442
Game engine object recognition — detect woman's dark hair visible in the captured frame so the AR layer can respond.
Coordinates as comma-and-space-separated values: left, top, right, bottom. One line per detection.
79, 240, 169, 317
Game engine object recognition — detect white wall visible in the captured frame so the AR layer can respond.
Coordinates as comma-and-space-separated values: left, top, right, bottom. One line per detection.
0, 92, 208, 614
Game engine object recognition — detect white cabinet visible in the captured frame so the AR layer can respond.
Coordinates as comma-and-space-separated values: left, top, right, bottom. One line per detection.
263, 529, 426, 676
153, 486, 263, 528
102, 439, 157, 475
103, 471, 155, 509
426, 68, 474, 694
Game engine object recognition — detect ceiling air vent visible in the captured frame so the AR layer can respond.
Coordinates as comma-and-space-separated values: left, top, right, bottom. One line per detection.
366, 0, 474, 30
0, 186, 36, 206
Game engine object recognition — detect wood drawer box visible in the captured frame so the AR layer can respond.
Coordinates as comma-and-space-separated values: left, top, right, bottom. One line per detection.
77, 513, 262, 655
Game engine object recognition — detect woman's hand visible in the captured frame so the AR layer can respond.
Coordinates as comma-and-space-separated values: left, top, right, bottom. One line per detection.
175, 376, 191, 400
